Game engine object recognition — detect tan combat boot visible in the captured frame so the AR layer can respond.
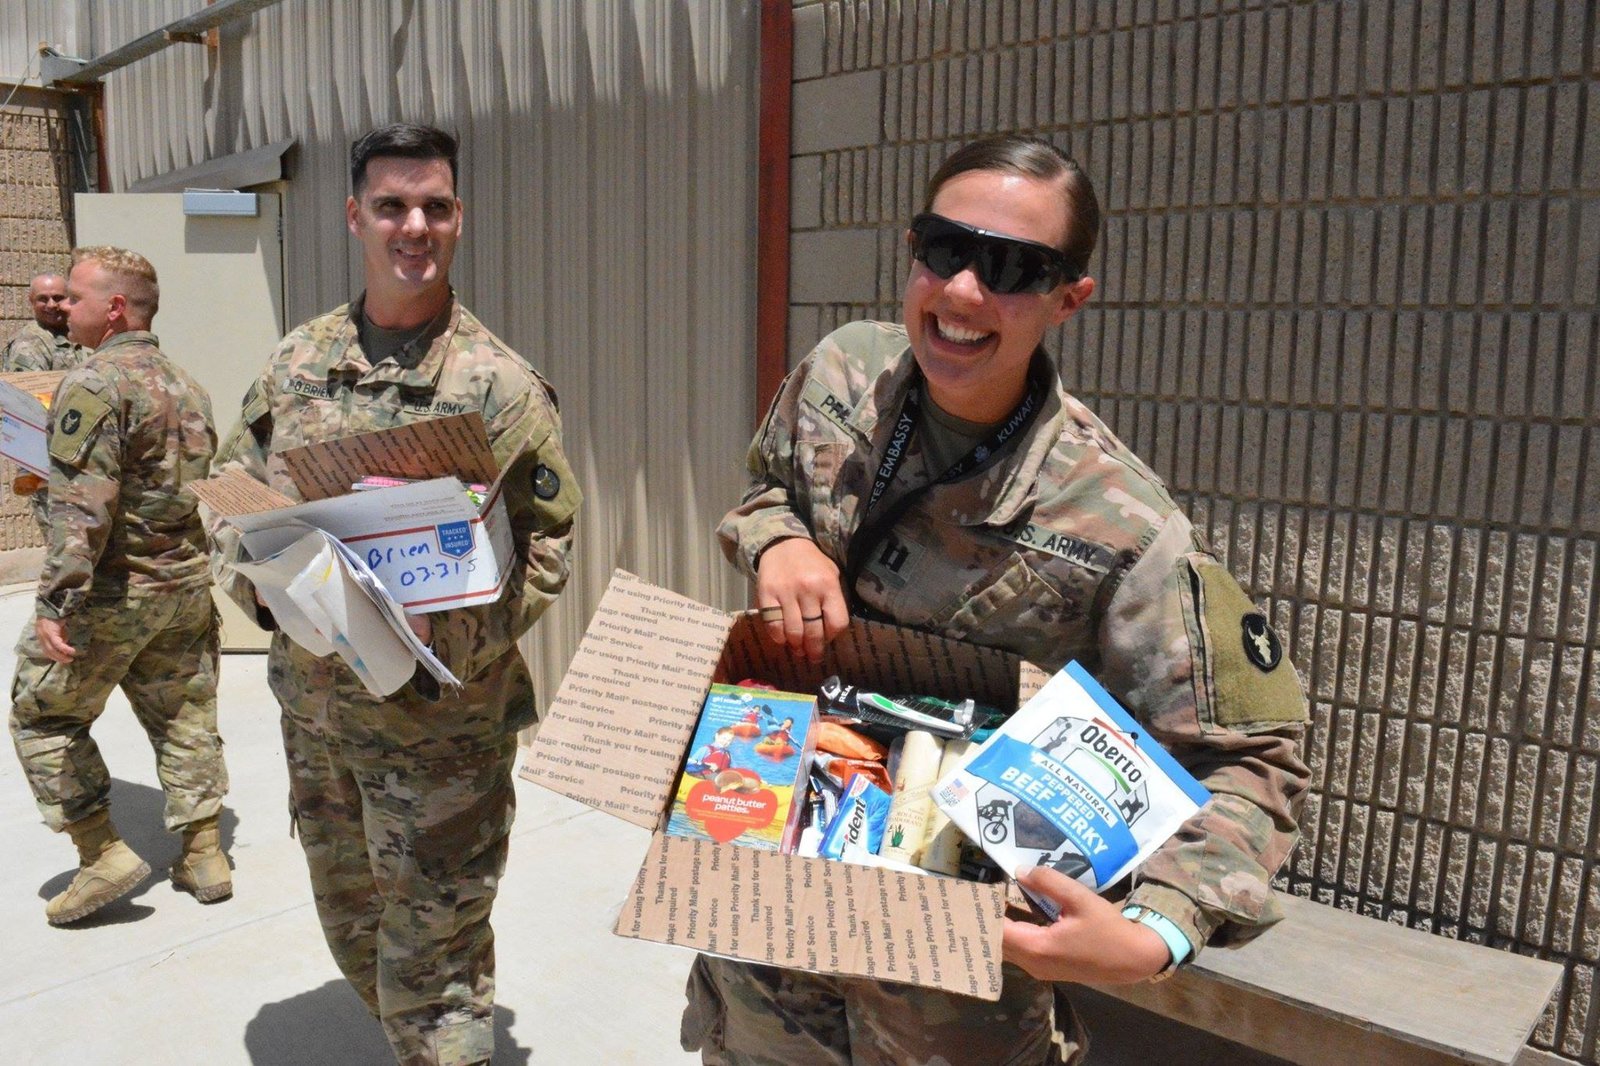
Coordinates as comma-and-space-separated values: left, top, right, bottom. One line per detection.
46, 809, 151, 925
170, 814, 232, 903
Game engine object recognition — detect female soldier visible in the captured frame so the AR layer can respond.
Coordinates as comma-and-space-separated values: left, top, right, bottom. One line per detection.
685, 134, 1310, 1065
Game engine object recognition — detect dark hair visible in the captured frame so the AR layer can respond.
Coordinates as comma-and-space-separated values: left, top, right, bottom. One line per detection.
923, 134, 1100, 279
350, 124, 459, 196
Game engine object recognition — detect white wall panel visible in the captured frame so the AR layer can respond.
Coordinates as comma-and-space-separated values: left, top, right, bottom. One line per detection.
80, 0, 760, 711
0, 1, 79, 83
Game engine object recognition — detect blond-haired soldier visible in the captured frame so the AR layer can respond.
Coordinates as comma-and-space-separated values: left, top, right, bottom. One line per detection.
9, 246, 229, 925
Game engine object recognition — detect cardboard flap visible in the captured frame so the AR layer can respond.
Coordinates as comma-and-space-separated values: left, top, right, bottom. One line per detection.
279, 411, 500, 500
718, 611, 1022, 709
521, 570, 734, 829
0, 370, 66, 408
189, 470, 297, 516
618, 833, 1006, 1000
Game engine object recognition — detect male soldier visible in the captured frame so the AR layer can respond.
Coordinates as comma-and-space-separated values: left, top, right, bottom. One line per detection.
5, 272, 88, 529
211, 124, 579, 1066
3, 272, 86, 372
691, 135, 1309, 1063
9, 247, 230, 926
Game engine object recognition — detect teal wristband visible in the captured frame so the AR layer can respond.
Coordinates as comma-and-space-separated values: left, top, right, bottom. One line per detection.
1121, 905, 1193, 968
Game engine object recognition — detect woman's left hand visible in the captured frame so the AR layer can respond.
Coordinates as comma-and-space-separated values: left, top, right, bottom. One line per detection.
1001, 865, 1172, 985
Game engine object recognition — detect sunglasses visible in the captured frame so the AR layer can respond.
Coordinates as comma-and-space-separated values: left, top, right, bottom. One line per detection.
908, 213, 1077, 295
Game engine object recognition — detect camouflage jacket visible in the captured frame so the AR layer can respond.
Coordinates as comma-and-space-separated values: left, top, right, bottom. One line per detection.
718, 321, 1311, 957
211, 294, 581, 758
3, 321, 86, 372
37, 330, 216, 619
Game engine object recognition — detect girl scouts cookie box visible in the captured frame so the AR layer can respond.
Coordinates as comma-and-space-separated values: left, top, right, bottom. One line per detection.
666, 683, 816, 851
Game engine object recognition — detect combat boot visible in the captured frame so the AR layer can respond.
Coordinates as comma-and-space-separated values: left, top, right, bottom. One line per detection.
170, 814, 232, 903
46, 809, 151, 925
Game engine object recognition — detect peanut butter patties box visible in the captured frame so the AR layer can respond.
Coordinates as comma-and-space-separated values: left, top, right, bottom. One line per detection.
521, 569, 1048, 1000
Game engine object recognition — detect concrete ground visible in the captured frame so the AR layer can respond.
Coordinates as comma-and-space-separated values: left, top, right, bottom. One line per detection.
0, 584, 696, 1066
0, 582, 1274, 1065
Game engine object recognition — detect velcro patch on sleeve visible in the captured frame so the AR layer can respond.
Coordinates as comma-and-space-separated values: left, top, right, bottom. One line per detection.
1188, 558, 1307, 728
527, 444, 580, 530
47, 385, 114, 467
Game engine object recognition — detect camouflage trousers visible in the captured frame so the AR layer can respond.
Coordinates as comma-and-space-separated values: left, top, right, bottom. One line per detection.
281, 715, 517, 1066
9, 583, 225, 832
682, 955, 1085, 1065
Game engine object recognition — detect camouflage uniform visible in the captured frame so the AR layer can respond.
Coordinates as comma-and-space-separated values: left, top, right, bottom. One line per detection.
690, 321, 1311, 1065
211, 294, 579, 1066
4, 320, 88, 534
9, 329, 226, 834
2, 320, 87, 373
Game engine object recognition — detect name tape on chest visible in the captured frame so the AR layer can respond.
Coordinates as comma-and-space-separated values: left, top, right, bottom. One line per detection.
801, 378, 855, 435
284, 375, 472, 419
285, 377, 334, 400
1007, 524, 1117, 574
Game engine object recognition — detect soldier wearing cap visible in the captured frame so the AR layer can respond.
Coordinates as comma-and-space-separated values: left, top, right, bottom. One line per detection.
690, 134, 1310, 1064
9, 246, 230, 926
210, 123, 579, 1066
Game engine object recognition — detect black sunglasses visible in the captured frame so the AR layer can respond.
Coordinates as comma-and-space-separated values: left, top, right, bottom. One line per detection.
908, 213, 1077, 295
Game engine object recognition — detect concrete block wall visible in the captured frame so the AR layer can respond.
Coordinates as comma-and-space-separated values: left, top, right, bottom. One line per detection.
0, 86, 73, 555
788, 3, 1599, 1062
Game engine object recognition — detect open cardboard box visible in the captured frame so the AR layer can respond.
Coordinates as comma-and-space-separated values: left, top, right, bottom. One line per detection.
521, 569, 1048, 999
191, 412, 512, 614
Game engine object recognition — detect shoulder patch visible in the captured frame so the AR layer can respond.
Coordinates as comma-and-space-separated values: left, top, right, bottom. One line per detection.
48, 385, 114, 466
526, 444, 581, 529
800, 376, 855, 434
1186, 558, 1307, 729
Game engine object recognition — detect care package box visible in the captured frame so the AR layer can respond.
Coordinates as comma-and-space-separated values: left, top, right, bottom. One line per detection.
521, 569, 1049, 1000
0, 371, 66, 476
191, 412, 512, 614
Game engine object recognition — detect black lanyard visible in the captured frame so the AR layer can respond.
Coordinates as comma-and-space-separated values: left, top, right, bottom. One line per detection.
844, 364, 1046, 601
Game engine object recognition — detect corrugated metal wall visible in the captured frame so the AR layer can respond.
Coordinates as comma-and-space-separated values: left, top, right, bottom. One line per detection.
786, 2, 1598, 1064
0, 1, 78, 83
79, 0, 760, 700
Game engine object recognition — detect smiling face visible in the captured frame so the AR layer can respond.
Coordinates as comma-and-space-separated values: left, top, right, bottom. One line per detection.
902, 169, 1095, 423
29, 275, 68, 332
346, 155, 462, 327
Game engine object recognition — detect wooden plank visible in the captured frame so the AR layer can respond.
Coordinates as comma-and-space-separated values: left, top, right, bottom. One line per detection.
1093, 894, 1562, 1066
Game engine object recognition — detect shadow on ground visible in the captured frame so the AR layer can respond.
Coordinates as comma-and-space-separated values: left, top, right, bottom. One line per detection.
31, 778, 241, 927
244, 981, 529, 1065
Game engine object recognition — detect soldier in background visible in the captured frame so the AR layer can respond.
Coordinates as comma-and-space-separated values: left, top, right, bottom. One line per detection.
8, 246, 230, 925
690, 135, 1311, 1064
211, 124, 579, 1066
3, 271, 86, 372
5, 272, 88, 527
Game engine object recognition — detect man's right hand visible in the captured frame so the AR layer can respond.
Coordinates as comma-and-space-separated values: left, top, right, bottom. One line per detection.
755, 537, 849, 663
11, 473, 44, 496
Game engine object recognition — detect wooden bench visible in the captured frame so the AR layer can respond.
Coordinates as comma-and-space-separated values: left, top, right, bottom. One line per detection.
1091, 893, 1564, 1066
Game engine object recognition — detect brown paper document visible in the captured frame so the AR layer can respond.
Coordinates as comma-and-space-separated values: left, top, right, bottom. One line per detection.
187, 470, 295, 516
278, 412, 500, 501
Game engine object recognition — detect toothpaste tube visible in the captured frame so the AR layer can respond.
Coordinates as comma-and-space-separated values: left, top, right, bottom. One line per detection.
818, 774, 891, 861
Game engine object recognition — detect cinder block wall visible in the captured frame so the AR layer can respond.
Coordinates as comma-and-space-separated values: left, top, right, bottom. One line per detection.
787, 3, 1599, 1062
0, 86, 74, 559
